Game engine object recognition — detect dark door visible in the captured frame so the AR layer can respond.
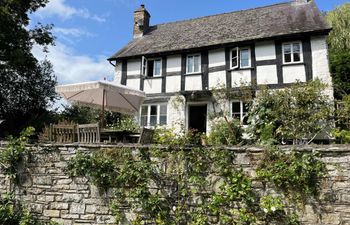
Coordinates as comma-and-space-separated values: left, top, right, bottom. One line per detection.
188, 105, 207, 133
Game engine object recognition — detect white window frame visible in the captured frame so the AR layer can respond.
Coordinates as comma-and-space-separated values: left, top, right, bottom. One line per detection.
140, 104, 167, 127
141, 57, 162, 77
230, 47, 239, 69
186, 54, 201, 74
282, 41, 303, 64
230, 100, 249, 124
239, 47, 251, 68
230, 47, 251, 69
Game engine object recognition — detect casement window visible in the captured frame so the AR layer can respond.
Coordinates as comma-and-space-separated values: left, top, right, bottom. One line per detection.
140, 104, 167, 127
231, 101, 249, 124
283, 42, 303, 64
141, 56, 162, 77
186, 54, 201, 74
230, 47, 251, 69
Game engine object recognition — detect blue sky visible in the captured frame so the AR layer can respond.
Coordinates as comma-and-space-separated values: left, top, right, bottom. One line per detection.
30, 0, 348, 86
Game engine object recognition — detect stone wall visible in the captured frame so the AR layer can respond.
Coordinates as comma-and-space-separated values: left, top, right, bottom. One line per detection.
0, 143, 350, 225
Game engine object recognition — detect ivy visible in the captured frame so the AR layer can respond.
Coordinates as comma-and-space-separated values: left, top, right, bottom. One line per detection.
257, 146, 327, 202
0, 127, 35, 185
66, 146, 326, 224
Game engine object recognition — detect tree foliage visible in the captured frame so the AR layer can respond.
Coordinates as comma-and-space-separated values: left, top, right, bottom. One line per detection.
327, 3, 350, 98
0, 0, 57, 136
247, 81, 333, 145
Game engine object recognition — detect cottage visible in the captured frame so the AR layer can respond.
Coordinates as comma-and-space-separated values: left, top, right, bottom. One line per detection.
108, 0, 333, 133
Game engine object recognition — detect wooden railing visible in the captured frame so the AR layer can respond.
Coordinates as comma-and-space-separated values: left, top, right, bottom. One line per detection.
49, 124, 76, 143
77, 123, 100, 143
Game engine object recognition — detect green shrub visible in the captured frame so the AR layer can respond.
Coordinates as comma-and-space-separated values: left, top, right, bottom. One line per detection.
0, 127, 35, 184
208, 117, 242, 146
331, 128, 350, 144
0, 194, 57, 225
257, 147, 326, 201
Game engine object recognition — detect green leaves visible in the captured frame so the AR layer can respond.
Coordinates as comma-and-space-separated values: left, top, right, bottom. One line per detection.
0, 127, 35, 183
257, 147, 326, 202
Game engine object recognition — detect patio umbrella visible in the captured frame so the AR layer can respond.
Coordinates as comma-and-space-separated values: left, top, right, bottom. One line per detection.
55, 81, 146, 126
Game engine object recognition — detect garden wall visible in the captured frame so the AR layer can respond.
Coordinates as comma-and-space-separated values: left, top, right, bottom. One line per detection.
1, 143, 350, 225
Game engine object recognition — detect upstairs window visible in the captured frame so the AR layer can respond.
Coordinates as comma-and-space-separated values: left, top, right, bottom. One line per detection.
186, 54, 201, 74
140, 104, 167, 127
231, 101, 249, 124
230, 47, 251, 69
141, 57, 162, 77
283, 42, 303, 64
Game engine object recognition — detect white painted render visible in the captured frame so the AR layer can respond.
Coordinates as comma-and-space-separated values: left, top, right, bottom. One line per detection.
166, 75, 181, 93
185, 75, 202, 91
255, 41, 276, 61
208, 49, 225, 67
311, 35, 332, 86
144, 78, 162, 94
114, 61, 122, 84
167, 95, 186, 133
282, 65, 306, 83
256, 65, 278, 84
231, 70, 251, 87
166, 55, 182, 72
127, 59, 141, 76
126, 78, 140, 90
209, 71, 226, 89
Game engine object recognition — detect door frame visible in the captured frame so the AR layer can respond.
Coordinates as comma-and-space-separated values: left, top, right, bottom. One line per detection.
186, 101, 209, 133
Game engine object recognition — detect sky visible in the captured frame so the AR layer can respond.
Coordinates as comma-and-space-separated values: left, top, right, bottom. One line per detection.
30, 0, 348, 86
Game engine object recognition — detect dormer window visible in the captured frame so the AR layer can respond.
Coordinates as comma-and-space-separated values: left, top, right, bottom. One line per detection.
186, 54, 201, 74
283, 42, 303, 64
141, 57, 162, 77
230, 47, 251, 69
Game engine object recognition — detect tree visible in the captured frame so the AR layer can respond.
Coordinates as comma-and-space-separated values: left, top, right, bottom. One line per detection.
0, 0, 57, 136
247, 80, 333, 145
326, 3, 350, 98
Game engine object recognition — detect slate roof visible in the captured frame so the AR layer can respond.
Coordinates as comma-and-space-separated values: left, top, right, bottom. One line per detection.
109, 1, 330, 60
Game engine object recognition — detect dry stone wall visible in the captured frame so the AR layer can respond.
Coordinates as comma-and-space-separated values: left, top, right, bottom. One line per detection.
0, 143, 350, 225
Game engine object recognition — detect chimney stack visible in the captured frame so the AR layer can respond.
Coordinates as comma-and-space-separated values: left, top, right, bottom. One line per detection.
133, 4, 150, 38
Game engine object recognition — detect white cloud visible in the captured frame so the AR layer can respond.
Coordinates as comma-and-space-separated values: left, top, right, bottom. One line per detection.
32, 42, 114, 85
35, 0, 106, 22
54, 27, 94, 38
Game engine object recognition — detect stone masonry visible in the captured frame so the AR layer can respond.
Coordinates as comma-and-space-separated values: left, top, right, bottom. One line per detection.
0, 143, 350, 225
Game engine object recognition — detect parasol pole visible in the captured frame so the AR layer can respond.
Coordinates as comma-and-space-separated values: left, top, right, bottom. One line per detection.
101, 89, 105, 129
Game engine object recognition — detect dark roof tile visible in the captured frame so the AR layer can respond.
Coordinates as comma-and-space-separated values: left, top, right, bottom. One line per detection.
109, 1, 330, 60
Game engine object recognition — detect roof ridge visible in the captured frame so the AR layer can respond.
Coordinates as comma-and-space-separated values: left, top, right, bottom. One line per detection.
150, 1, 292, 28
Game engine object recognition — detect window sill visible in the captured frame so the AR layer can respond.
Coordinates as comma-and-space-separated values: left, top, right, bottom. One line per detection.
143, 76, 164, 80
282, 62, 305, 67
184, 72, 203, 76
227, 67, 254, 72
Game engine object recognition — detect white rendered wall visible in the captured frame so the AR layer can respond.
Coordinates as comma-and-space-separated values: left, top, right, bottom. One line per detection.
209, 71, 226, 89
231, 70, 251, 87
166, 55, 181, 73
283, 65, 306, 83
167, 95, 186, 133
144, 78, 162, 94
185, 75, 202, 91
166, 75, 181, 93
127, 59, 141, 76
126, 79, 140, 90
114, 61, 122, 84
208, 49, 225, 67
256, 65, 278, 84
255, 41, 276, 61
311, 36, 332, 86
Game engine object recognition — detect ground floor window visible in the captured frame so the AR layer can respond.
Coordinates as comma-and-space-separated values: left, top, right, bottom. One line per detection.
140, 104, 167, 127
231, 101, 249, 124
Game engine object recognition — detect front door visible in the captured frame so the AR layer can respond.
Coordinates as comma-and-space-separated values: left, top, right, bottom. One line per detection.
188, 105, 207, 133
